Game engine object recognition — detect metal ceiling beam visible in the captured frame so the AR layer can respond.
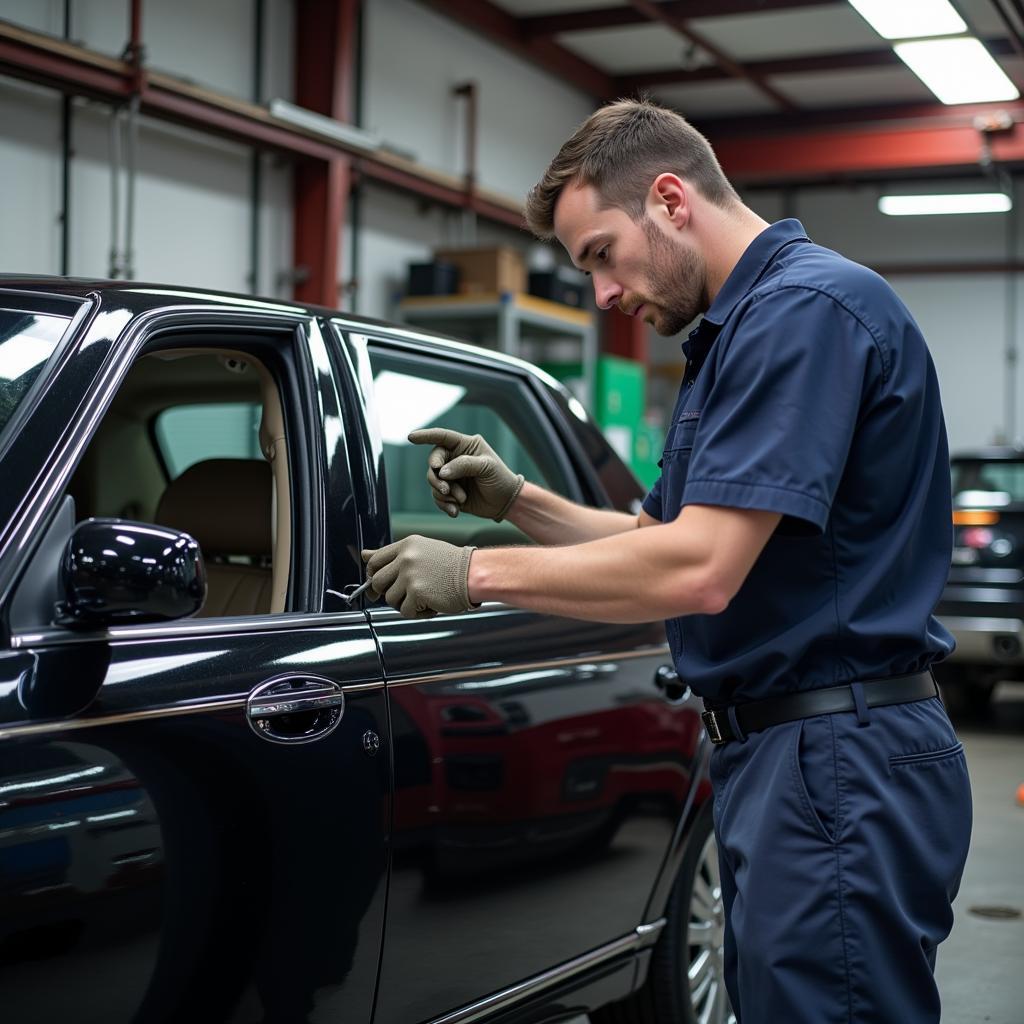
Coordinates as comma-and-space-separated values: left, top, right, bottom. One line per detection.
708, 105, 1024, 183
522, 0, 836, 37
618, 37, 1016, 89
626, 0, 798, 110
411, 0, 614, 98
0, 20, 525, 231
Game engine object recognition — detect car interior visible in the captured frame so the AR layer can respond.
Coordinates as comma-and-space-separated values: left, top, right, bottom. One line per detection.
65, 346, 291, 618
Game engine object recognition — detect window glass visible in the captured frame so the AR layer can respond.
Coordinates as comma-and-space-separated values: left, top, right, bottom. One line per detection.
0, 309, 68, 437
368, 349, 573, 546
155, 402, 263, 478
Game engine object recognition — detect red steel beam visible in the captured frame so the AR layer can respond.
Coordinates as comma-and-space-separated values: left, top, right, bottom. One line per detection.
523, 0, 835, 37
412, 0, 614, 98
292, 0, 358, 308
712, 113, 1024, 183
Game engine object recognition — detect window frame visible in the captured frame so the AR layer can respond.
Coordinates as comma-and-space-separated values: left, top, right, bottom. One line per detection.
3, 308, 334, 646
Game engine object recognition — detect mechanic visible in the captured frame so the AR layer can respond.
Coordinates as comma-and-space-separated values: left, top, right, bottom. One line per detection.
362, 98, 972, 1023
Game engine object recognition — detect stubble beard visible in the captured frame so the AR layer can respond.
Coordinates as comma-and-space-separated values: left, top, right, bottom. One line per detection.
639, 217, 708, 337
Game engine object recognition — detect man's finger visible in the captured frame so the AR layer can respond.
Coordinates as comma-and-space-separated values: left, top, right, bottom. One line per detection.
362, 542, 402, 575
384, 580, 407, 613
399, 589, 432, 618
367, 559, 400, 598
409, 428, 467, 451
426, 461, 450, 497
439, 454, 490, 481
431, 490, 460, 517
427, 444, 450, 473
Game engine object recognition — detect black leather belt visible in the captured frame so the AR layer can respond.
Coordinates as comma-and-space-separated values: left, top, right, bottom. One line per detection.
701, 671, 938, 745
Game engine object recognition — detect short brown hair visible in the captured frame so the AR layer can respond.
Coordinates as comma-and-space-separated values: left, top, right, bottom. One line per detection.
524, 98, 739, 239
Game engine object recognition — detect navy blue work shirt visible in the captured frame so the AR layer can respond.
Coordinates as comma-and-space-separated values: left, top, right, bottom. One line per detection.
643, 219, 954, 706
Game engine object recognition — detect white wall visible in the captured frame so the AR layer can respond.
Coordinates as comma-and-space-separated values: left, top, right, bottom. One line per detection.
642, 181, 1024, 455
0, 0, 294, 295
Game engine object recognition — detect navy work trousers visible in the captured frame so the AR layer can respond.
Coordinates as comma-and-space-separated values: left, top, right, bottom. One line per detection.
710, 694, 972, 1023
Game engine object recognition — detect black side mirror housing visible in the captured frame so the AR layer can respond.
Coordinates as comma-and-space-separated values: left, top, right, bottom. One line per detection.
55, 518, 207, 628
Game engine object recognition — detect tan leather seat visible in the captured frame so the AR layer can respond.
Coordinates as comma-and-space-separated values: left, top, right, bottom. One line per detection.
155, 458, 274, 617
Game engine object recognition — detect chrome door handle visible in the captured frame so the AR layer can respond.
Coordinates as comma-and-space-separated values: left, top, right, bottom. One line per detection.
654, 664, 691, 704
249, 688, 345, 718
247, 674, 346, 744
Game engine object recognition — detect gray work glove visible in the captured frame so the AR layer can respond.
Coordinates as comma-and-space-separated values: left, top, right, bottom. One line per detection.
362, 535, 476, 618
408, 427, 525, 521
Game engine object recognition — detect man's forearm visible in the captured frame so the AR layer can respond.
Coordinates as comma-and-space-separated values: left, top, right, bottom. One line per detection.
505, 481, 638, 544
467, 513, 721, 622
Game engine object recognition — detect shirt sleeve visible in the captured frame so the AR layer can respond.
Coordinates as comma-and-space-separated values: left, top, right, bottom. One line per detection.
682, 285, 880, 534
642, 474, 664, 521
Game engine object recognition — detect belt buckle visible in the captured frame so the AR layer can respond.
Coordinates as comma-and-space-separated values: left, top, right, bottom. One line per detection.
702, 709, 725, 744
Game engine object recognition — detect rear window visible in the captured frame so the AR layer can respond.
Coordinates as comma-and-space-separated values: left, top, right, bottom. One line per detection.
0, 309, 69, 436
154, 402, 263, 478
952, 459, 1024, 505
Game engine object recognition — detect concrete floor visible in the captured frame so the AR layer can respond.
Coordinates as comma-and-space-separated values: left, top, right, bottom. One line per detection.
935, 681, 1024, 1024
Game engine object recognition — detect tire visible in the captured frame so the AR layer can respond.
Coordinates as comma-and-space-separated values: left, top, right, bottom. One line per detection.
594, 800, 735, 1024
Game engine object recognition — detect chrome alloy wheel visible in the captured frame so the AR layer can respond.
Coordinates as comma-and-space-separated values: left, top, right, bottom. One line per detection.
686, 829, 736, 1024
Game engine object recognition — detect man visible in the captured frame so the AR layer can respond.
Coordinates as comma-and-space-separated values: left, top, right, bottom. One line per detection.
363, 99, 972, 1022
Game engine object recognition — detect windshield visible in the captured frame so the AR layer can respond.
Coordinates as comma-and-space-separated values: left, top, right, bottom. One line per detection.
0, 309, 70, 437
951, 459, 1024, 506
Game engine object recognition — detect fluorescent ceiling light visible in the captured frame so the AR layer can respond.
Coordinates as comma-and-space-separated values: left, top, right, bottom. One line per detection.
269, 98, 382, 155
847, 0, 965, 40
878, 193, 1013, 215
894, 38, 1019, 104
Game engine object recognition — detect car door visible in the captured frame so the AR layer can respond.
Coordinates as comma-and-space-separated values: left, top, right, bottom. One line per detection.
0, 295, 389, 1024
331, 325, 705, 1024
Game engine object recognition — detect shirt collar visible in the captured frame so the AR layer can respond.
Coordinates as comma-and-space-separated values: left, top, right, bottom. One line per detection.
701, 218, 811, 328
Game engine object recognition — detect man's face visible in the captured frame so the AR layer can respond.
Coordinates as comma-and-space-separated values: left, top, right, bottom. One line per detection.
553, 182, 708, 337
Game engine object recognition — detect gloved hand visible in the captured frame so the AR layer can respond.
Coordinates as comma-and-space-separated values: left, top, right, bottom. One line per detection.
362, 535, 476, 618
408, 427, 525, 521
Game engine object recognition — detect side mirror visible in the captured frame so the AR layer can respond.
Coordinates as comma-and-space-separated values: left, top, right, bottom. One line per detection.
55, 518, 207, 628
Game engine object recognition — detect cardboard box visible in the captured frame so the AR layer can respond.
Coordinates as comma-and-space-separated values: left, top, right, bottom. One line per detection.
434, 246, 527, 295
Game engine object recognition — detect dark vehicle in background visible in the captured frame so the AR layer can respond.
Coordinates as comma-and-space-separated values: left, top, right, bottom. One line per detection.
935, 446, 1024, 714
0, 279, 726, 1024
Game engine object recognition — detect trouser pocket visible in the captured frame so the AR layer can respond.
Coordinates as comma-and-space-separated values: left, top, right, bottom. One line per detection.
791, 715, 841, 845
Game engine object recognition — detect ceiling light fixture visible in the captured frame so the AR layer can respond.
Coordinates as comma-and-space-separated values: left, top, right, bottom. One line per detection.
894, 37, 1020, 104
878, 193, 1013, 215
847, 0, 966, 40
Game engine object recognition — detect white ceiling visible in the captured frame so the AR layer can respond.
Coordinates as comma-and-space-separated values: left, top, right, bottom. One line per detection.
491, 0, 1024, 119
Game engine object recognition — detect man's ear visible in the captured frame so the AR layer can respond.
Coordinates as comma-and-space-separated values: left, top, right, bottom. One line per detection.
649, 173, 689, 229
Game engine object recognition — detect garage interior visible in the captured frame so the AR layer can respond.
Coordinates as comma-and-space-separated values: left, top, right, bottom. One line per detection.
1, 1, 1022, 1021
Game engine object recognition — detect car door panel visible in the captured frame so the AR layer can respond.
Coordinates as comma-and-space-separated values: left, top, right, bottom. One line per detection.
0, 300, 391, 1024
337, 333, 705, 1024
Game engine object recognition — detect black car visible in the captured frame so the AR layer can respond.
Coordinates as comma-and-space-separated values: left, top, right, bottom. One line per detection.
935, 446, 1024, 714
0, 278, 725, 1024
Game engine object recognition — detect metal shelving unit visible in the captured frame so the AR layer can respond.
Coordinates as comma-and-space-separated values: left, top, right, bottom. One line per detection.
396, 292, 598, 407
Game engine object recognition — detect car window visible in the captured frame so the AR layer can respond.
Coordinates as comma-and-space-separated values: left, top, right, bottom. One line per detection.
64, 348, 292, 619
952, 459, 1024, 505
367, 347, 574, 546
155, 402, 263, 478
0, 308, 69, 438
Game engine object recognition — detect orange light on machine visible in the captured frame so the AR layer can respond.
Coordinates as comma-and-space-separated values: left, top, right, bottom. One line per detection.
953, 509, 1000, 526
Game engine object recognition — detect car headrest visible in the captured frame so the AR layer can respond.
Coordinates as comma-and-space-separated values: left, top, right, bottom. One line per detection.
156, 458, 272, 557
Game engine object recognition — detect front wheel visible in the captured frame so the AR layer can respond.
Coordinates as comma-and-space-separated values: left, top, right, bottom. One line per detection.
594, 800, 735, 1024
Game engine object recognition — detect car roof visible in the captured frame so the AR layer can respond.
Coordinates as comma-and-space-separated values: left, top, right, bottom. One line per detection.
0, 274, 565, 389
